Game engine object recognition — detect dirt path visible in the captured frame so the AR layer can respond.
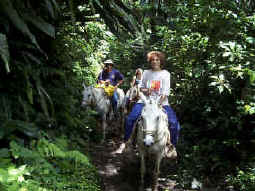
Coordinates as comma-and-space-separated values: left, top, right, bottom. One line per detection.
88, 137, 194, 191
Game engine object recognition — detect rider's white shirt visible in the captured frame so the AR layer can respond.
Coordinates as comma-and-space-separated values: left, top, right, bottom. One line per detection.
138, 69, 170, 106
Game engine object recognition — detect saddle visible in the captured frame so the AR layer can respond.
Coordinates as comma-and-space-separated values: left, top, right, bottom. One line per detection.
95, 83, 115, 97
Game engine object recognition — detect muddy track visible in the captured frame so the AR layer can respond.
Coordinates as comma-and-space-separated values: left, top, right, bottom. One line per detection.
88, 137, 194, 191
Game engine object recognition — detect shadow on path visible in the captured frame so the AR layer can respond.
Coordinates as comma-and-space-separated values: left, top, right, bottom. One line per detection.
88, 137, 188, 191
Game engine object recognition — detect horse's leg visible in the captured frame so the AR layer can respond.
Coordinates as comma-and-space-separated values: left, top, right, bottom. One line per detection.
139, 153, 145, 191
121, 107, 125, 139
152, 155, 162, 191
101, 115, 107, 143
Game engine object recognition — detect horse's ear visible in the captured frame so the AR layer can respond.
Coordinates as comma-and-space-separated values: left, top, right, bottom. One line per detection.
82, 83, 87, 89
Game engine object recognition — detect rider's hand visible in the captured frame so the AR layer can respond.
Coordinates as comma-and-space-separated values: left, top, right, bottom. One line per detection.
145, 88, 152, 96
105, 81, 110, 86
159, 95, 166, 106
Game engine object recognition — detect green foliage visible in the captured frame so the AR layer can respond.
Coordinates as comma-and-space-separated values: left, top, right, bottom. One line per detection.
152, 1, 255, 189
0, 33, 10, 73
0, 0, 59, 129
1, 0, 255, 190
90, 0, 255, 189
226, 167, 255, 191
0, 1, 102, 190
0, 138, 101, 191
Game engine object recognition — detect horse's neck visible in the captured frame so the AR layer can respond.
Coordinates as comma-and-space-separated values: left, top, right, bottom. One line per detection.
130, 86, 138, 98
93, 88, 106, 103
158, 110, 168, 131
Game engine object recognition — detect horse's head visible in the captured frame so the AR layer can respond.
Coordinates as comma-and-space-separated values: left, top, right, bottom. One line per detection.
139, 94, 168, 147
82, 85, 94, 107
129, 86, 139, 101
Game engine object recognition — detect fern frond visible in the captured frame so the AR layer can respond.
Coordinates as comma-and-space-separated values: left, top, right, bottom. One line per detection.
54, 137, 69, 151
37, 139, 90, 165
10, 141, 41, 160
10, 141, 55, 174
66, 151, 90, 165
37, 139, 65, 158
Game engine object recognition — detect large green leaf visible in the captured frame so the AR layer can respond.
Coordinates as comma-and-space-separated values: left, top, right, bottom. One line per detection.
0, 128, 4, 140
0, 149, 10, 158
43, 0, 55, 19
23, 51, 43, 66
248, 69, 255, 84
246, 36, 255, 44
111, 1, 139, 33
0, 0, 43, 52
36, 80, 54, 118
22, 12, 55, 38
1, 120, 39, 139
0, 33, 10, 73
50, 0, 60, 12
39, 86, 55, 117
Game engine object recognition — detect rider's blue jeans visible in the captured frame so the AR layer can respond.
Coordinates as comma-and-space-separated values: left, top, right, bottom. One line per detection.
111, 90, 118, 112
124, 103, 181, 146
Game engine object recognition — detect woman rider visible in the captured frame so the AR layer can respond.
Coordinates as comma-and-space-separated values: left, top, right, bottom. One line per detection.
115, 51, 180, 158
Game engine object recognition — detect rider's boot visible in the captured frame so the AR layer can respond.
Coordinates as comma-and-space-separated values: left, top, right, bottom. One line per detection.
112, 142, 126, 154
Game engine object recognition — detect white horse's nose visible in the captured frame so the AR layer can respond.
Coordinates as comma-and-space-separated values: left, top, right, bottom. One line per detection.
143, 135, 154, 146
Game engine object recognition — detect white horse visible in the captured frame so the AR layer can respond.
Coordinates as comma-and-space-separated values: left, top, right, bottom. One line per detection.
82, 85, 125, 142
137, 94, 170, 191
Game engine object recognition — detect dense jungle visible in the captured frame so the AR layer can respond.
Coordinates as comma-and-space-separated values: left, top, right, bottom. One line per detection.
0, 0, 255, 190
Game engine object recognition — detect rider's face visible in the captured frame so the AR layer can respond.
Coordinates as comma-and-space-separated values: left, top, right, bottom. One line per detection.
136, 70, 142, 78
105, 64, 113, 72
150, 56, 161, 71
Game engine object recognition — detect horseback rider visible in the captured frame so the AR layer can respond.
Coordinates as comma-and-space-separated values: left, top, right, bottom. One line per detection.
131, 68, 143, 88
125, 68, 143, 111
115, 51, 181, 158
97, 59, 124, 114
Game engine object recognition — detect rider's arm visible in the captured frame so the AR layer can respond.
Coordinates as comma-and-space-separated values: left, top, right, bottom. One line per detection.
140, 87, 151, 96
130, 76, 136, 87
116, 79, 123, 87
159, 95, 167, 105
98, 70, 105, 84
159, 71, 171, 105
98, 80, 105, 84
115, 70, 124, 87
140, 70, 151, 95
